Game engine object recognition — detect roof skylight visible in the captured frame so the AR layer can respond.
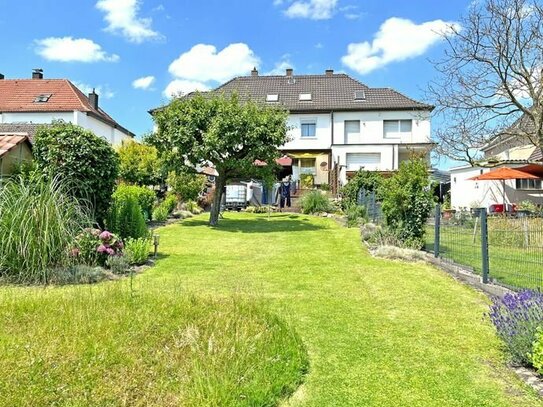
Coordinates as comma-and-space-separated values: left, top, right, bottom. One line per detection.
354, 90, 366, 100
266, 94, 279, 102
34, 94, 52, 103
299, 93, 312, 101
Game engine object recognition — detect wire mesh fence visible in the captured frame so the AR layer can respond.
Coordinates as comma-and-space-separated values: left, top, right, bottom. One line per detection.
426, 205, 543, 290
357, 188, 382, 223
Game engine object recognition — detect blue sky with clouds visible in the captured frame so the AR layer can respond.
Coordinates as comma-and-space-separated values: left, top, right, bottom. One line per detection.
0, 0, 471, 154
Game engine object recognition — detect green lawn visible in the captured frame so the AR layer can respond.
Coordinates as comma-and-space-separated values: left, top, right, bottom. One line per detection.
1, 213, 542, 406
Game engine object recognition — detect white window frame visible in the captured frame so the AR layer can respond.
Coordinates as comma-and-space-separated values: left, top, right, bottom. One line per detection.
344, 120, 361, 144
300, 119, 317, 138
383, 119, 412, 139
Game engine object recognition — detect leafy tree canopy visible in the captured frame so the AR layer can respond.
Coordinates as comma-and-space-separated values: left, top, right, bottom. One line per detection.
33, 122, 119, 225
117, 140, 164, 186
150, 93, 289, 225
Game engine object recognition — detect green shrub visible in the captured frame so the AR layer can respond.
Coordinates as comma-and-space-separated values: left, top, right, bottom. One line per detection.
346, 205, 367, 227
379, 158, 435, 249
115, 196, 149, 240
117, 140, 163, 186
167, 171, 207, 202
113, 184, 156, 220
74, 229, 102, 266
73, 229, 123, 267
185, 200, 203, 214
33, 122, 119, 225
48, 265, 110, 285
300, 191, 331, 214
125, 238, 151, 265
0, 176, 91, 284
532, 328, 543, 372
340, 170, 383, 210
153, 205, 169, 222
163, 193, 178, 214
106, 255, 130, 275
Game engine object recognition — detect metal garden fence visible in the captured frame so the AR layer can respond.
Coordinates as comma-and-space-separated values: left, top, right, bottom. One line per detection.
426, 204, 543, 290
357, 188, 382, 223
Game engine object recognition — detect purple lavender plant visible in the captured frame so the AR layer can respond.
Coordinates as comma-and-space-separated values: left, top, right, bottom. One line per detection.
488, 290, 543, 366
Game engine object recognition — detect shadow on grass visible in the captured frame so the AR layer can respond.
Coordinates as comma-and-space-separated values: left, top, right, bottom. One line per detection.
180, 214, 326, 233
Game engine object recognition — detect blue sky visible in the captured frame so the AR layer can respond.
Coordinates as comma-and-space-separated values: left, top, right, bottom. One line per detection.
0, 0, 472, 166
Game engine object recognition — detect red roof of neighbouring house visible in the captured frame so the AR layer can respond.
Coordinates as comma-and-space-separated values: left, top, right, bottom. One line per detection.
0, 79, 134, 137
0, 134, 31, 158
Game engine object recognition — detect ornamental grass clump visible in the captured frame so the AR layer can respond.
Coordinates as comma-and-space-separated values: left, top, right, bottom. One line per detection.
300, 190, 332, 214
488, 290, 543, 366
0, 176, 91, 284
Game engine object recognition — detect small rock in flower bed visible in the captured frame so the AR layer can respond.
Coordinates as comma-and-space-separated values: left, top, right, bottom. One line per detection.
173, 210, 194, 219
488, 290, 543, 366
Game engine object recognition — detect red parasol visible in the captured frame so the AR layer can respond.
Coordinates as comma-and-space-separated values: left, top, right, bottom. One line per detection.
468, 167, 540, 210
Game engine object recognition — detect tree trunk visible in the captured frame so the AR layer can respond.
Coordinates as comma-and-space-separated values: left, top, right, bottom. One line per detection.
209, 175, 225, 226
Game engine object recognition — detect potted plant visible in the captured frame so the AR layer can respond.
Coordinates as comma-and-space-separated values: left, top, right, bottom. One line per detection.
442, 194, 456, 219
517, 200, 536, 217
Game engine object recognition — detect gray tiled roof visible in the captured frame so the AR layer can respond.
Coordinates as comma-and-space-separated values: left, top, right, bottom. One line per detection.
0, 123, 48, 142
210, 73, 432, 112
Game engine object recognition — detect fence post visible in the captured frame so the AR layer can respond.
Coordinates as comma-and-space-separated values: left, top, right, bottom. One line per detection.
434, 203, 441, 258
371, 190, 376, 223
480, 208, 489, 284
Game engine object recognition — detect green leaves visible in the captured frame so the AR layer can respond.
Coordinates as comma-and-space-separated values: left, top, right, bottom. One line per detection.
117, 140, 163, 186
152, 93, 289, 179
33, 123, 119, 225
151, 92, 290, 225
380, 158, 436, 248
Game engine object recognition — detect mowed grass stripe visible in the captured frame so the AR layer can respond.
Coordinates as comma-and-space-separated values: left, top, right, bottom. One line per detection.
146, 213, 542, 406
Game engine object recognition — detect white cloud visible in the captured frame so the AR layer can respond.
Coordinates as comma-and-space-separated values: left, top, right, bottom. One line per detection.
96, 0, 161, 43
132, 75, 155, 90
35, 37, 119, 63
283, 0, 338, 20
163, 80, 209, 98
73, 81, 115, 99
265, 55, 295, 75
341, 17, 460, 75
340, 4, 362, 20
168, 43, 260, 83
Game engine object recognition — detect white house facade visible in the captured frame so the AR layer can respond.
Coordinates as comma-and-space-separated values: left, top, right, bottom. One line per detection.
449, 114, 543, 210
177, 68, 434, 188
0, 70, 134, 144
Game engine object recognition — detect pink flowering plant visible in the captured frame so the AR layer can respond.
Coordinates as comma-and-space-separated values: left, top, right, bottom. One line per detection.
73, 228, 123, 266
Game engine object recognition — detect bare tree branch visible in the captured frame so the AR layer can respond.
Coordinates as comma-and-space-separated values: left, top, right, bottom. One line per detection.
427, 0, 543, 165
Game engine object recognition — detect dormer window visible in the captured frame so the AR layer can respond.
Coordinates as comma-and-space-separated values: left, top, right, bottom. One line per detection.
354, 90, 366, 100
34, 94, 52, 103
299, 93, 312, 101
266, 94, 279, 102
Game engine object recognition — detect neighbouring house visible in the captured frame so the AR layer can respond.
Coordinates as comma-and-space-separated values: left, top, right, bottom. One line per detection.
152, 68, 434, 191
450, 114, 543, 210
0, 133, 32, 181
0, 69, 134, 145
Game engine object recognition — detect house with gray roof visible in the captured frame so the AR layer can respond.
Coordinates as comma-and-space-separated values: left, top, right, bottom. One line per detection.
157, 68, 434, 188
